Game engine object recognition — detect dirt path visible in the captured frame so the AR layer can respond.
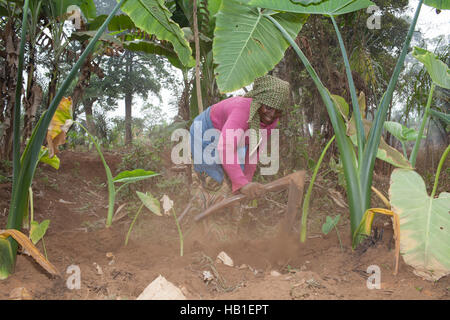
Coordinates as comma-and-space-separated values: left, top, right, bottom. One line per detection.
0, 150, 448, 300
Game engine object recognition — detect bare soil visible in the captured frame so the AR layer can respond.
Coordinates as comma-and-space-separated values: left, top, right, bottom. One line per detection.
0, 150, 448, 300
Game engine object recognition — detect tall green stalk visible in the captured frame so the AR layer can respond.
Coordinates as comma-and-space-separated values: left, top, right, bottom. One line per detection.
330, 16, 364, 169
1, 0, 126, 279
360, 0, 424, 205
301, 135, 335, 242
409, 83, 436, 167
266, 0, 425, 243
266, 14, 363, 236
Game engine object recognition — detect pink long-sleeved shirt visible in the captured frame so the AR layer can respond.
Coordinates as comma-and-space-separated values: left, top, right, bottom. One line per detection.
210, 96, 278, 193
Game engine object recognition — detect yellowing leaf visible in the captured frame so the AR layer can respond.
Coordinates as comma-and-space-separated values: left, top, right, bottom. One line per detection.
46, 97, 74, 158
0, 229, 60, 277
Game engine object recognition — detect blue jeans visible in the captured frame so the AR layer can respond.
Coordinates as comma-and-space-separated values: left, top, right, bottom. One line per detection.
190, 107, 246, 184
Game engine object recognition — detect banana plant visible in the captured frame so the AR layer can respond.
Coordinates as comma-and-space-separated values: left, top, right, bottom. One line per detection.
1, 0, 126, 280
212, 0, 444, 247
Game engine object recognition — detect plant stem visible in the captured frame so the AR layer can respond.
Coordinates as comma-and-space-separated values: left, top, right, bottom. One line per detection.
401, 141, 408, 158
267, 14, 363, 237
410, 83, 436, 167
76, 121, 116, 227
431, 144, 450, 199
360, 0, 424, 206
41, 237, 48, 261
301, 135, 335, 242
172, 208, 184, 257
335, 226, 344, 253
330, 16, 365, 168
12, 0, 30, 195
125, 204, 144, 246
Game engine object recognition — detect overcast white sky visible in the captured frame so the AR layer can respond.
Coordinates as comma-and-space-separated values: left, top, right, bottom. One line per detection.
108, 1, 450, 124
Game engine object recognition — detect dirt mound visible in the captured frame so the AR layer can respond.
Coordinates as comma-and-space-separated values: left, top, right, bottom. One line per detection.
0, 150, 448, 300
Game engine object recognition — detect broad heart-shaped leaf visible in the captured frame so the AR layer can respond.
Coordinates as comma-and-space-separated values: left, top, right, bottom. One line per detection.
322, 215, 341, 235
413, 47, 450, 89
113, 169, 158, 184
292, 0, 326, 4
38, 146, 60, 170
121, 0, 195, 68
424, 0, 450, 9
213, 0, 307, 93
136, 191, 162, 216
46, 97, 74, 158
389, 169, 450, 281
29, 220, 50, 245
384, 121, 425, 143
248, 0, 375, 15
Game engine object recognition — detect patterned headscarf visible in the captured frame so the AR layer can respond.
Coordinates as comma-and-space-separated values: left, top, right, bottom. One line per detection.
244, 75, 290, 146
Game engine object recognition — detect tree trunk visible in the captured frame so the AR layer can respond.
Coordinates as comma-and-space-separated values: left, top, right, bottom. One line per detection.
124, 52, 133, 145
193, 0, 203, 114
83, 98, 96, 135
0, 20, 19, 161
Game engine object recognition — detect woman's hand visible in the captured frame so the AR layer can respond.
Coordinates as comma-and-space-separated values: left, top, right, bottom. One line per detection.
240, 182, 265, 199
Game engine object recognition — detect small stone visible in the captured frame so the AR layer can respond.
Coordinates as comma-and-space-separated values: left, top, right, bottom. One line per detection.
216, 251, 234, 267
202, 270, 214, 282
93, 262, 103, 275
9, 287, 33, 300
137, 275, 186, 300
270, 270, 282, 277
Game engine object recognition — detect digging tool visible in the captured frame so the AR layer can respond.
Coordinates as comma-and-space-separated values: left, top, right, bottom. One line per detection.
192, 171, 306, 232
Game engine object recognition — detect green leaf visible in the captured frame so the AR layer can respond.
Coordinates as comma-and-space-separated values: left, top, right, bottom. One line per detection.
330, 94, 349, 120
389, 169, 450, 281
429, 109, 450, 125
29, 220, 50, 245
348, 119, 412, 169
0, 238, 14, 279
413, 47, 450, 89
123, 40, 185, 69
424, 0, 450, 9
248, 0, 375, 15
384, 121, 425, 143
292, 0, 326, 4
121, 0, 195, 68
136, 191, 162, 216
113, 169, 158, 184
213, 0, 307, 92
38, 147, 60, 170
322, 215, 341, 235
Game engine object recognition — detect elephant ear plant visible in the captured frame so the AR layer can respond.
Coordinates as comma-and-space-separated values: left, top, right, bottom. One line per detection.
213, 0, 443, 248
0, 0, 127, 280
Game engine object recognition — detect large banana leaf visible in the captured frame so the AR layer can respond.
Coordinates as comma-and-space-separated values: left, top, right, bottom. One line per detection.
213, 0, 307, 92
248, 0, 374, 15
121, 0, 195, 68
389, 169, 450, 281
